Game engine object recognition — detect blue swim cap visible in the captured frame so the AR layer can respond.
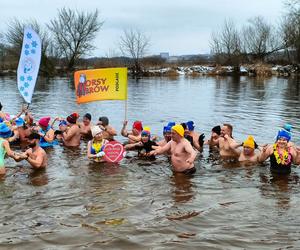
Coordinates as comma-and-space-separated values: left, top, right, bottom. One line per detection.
276, 129, 291, 142
186, 121, 195, 131
167, 122, 175, 127
0, 123, 12, 138
163, 125, 172, 133
15, 117, 25, 127
59, 120, 67, 126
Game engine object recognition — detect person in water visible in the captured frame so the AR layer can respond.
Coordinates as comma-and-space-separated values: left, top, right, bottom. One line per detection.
215, 124, 240, 158
80, 113, 92, 139
61, 113, 81, 147
156, 125, 172, 147
228, 135, 260, 163
205, 125, 221, 149
0, 123, 24, 175
150, 124, 198, 174
121, 120, 143, 144
98, 116, 117, 141
184, 121, 205, 151
87, 126, 108, 162
36, 117, 57, 148
125, 127, 158, 158
259, 129, 297, 174
22, 132, 48, 169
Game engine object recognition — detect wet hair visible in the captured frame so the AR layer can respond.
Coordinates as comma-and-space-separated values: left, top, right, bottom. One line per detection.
83, 113, 92, 121
212, 125, 221, 135
181, 123, 187, 130
0, 102, 2, 111
99, 116, 109, 126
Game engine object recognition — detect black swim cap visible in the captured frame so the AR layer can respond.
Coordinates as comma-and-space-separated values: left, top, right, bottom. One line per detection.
0, 102, 2, 111
212, 125, 221, 135
84, 113, 92, 121
99, 116, 109, 126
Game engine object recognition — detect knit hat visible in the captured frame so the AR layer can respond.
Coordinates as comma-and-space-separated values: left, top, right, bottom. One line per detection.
243, 135, 255, 149
91, 126, 103, 137
38, 117, 51, 127
186, 121, 195, 131
276, 129, 291, 142
172, 124, 184, 137
133, 121, 143, 132
0, 123, 12, 138
67, 113, 79, 124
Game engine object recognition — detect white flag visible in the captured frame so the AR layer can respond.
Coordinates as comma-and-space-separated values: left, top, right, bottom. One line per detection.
17, 27, 41, 103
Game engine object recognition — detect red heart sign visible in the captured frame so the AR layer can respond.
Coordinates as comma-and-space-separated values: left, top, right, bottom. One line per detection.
103, 141, 125, 163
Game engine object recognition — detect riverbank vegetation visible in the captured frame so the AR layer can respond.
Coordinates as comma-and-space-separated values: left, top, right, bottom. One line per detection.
0, 0, 299, 77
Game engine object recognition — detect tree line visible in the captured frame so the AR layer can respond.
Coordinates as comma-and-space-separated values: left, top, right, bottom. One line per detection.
210, 0, 300, 70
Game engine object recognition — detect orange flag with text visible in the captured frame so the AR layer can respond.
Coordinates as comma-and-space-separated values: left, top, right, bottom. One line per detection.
74, 68, 127, 104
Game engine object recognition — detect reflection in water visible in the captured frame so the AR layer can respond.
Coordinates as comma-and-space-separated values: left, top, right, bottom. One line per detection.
170, 173, 195, 203
1, 76, 300, 249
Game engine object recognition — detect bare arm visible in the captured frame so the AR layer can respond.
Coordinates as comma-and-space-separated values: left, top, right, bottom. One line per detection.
121, 120, 129, 137
2, 140, 23, 161
62, 126, 77, 141
87, 141, 97, 159
106, 126, 117, 136
184, 141, 198, 164
150, 141, 172, 156
258, 145, 272, 163
124, 141, 142, 150
26, 152, 45, 168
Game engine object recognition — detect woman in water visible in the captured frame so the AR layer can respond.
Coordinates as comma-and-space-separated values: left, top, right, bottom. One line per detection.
259, 129, 297, 174
87, 126, 108, 162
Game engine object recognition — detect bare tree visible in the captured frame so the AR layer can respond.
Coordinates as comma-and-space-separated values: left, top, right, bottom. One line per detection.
282, 0, 300, 63
242, 16, 284, 61
119, 29, 150, 76
48, 8, 103, 71
210, 19, 242, 70
4, 18, 54, 75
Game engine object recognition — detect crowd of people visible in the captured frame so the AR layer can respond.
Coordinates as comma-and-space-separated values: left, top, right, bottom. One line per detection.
0, 102, 299, 177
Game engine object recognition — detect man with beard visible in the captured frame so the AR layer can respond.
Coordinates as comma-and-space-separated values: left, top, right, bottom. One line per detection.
23, 132, 47, 169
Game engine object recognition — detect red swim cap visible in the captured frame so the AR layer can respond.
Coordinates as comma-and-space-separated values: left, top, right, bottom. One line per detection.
133, 121, 143, 132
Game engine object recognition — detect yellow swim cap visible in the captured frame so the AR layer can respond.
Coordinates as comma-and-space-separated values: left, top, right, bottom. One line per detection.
243, 135, 255, 149
172, 124, 184, 137
143, 126, 151, 132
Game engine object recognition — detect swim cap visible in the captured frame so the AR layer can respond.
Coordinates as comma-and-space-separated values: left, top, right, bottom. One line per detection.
243, 135, 255, 149
172, 124, 184, 137
99, 116, 109, 126
163, 125, 172, 133
84, 113, 92, 121
143, 126, 150, 132
91, 126, 103, 137
186, 121, 195, 131
276, 129, 291, 142
15, 117, 25, 127
212, 125, 221, 135
0, 123, 12, 138
0, 102, 2, 111
38, 117, 51, 127
67, 113, 79, 124
167, 122, 175, 127
59, 120, 67, 127
133, 121, 143, 132
141, 130, 150, 137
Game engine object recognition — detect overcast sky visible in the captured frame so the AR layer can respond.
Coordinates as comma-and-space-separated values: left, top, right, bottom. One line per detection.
1, 0, 286, 56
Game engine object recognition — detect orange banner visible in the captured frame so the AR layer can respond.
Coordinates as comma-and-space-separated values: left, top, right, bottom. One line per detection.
74, 68, 127, 104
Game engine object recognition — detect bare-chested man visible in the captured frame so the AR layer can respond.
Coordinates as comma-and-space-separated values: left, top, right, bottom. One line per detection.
150, 124, 197, 174
61, 113, 81, 147
98, 116, 117, 141
23, 133, 48, 169
80, 113, 92, 139
215, 124, 240, 158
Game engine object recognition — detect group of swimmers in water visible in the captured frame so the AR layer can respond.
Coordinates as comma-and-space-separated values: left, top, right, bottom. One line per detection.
0, 102, 299, 177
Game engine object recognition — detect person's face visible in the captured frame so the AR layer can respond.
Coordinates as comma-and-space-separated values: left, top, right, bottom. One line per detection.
171, 130, 181, 142
221, 126, 230, 137
243, 146, 254, 155
132, 128, 140, 136
141, 134, 149, 143
277, 137, 288, 148
211, 131, 219, 140
164, 131, 171, 142
94, 132, 103, 141
28, 138, 37, 148
184, 128, 190, 136
83, 117, 90, 126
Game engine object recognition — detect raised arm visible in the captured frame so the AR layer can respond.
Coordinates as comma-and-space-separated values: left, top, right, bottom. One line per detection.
121, 120, 129, 137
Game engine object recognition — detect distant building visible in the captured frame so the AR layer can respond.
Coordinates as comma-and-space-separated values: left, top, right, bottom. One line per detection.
160, 52, 169, 59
